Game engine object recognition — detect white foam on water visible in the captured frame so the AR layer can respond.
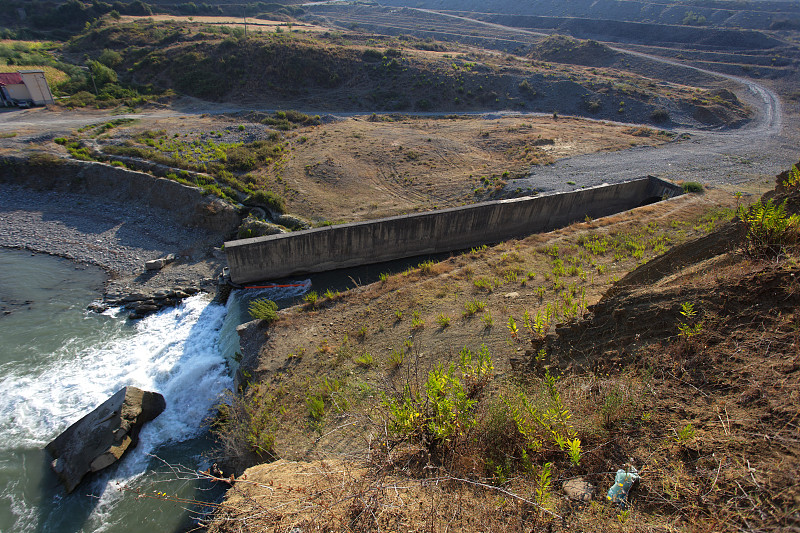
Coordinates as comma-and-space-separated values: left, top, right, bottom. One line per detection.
0, 294, 233, 532
241, 279, 312, 302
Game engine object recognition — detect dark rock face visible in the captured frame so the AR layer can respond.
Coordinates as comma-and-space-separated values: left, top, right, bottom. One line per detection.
45, 386, 166, 493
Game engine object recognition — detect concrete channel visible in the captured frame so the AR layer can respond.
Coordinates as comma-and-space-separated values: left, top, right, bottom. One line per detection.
225, 176, 683, 284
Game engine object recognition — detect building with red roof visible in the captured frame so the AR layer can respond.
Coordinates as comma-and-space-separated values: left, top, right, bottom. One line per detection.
0, 70, 54, 107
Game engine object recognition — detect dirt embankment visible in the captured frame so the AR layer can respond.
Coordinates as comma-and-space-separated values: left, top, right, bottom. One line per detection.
206, 160, 799, 531
0, 155, 240, 301
1, 155, 240, 234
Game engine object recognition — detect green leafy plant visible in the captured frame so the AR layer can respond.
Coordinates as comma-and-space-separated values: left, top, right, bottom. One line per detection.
303, 291, 318, 307
388, 349, 405, 369
507, 316, 519, 338
418, 260, 435, 274
306, 393, 326, 424
463, 299, 487, 317
248, 298, 278, 322
459, 344, 494, 393
212, 386, 277, 462
781, 164, 799, 188
355, 352, 374, 368
535, 462, 553, 509
675, 422, 696, 443
506, 371, 580, 464
384, 349, 494, 451
683, 181, 704, 193
567, 437, 582, 466
677, 302, 703, 338
436, 314, 451, 328
738, 198, 800, 257
473, 277, 496, 292
532, 307, 553, 338
324, 288, 342, 300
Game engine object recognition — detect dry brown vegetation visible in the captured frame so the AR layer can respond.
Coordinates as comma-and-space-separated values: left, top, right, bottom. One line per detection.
276, 116, 674, 221
54, 111, 674, 224
67, 18, 744, 127
202, 166, 800, 531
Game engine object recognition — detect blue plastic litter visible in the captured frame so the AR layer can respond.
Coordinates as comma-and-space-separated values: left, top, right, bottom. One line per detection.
606, 466, 640, 508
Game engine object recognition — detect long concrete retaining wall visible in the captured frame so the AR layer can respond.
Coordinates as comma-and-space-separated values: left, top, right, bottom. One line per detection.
225, 176, 682, 284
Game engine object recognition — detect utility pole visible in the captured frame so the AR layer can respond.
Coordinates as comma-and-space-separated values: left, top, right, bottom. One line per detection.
81, 65, 99, 95
243, 5, 247, 38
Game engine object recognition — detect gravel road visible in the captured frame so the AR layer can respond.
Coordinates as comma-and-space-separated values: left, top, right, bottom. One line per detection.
508, 39, 797, 194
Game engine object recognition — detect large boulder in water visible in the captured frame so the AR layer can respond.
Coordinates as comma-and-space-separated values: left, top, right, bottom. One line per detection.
45, 386, 166, 493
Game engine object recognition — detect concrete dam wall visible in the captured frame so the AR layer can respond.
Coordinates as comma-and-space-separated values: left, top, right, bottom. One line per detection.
225, 176, 682, 284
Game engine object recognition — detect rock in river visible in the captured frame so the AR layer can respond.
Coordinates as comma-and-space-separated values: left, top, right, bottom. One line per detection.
45, 386, 166, 493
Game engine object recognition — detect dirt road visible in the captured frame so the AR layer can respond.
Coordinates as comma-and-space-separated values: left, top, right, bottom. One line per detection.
510, 45, 793, 194
398, 8, 796, 192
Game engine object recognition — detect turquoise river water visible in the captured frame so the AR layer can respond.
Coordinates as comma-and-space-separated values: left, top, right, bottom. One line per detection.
0, 248, 309, 533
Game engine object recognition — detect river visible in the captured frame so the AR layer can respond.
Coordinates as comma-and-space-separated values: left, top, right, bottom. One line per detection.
0, 248, 309, 533
0, 244, 442, 532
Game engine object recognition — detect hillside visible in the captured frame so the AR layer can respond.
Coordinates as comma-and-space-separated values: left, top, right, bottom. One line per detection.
65, 20, 748, 127
377, 0, 800, 32
204, 162, 799, 532
303, 3, 800, 80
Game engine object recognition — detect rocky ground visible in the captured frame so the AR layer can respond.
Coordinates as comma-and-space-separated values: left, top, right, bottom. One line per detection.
0, 182, 228, 305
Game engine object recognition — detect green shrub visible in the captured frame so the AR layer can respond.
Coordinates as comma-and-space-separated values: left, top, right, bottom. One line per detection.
28, 152, 63, 166
383, 346, 494, 452
248, 298, 278, 322
226, 140, 283, 171
651, 108, 670, 123
211, 387, 277, 463
355, 352, 374, 368
463, 299, 486, 317
244, 190, 285, 214
303, 291, 318, 307
738, 198, 800, 257
306, 393, 325, 424
682, 181, 703, 193
324, 288, 342, 300
388, 349, 405, 369
781, 164, 799, 188
505, 371, 581, 464
362, 48, 384, 62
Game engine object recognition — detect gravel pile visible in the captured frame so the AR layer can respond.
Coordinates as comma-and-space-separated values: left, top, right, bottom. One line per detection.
0, 183, 228, 297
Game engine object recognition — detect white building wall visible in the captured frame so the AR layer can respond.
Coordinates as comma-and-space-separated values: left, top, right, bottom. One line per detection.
4, 83, 30, 102
19, 70, 54, 105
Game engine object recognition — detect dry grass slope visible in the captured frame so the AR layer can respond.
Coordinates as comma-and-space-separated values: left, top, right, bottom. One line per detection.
201, 163, 799, 532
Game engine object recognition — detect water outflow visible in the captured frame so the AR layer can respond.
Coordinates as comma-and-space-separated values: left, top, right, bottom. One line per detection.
0, 248, 314, 533
0, 250, 238, 533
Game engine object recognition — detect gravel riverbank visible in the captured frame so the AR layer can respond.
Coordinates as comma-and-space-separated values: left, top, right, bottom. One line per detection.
0, 183, 229, 300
